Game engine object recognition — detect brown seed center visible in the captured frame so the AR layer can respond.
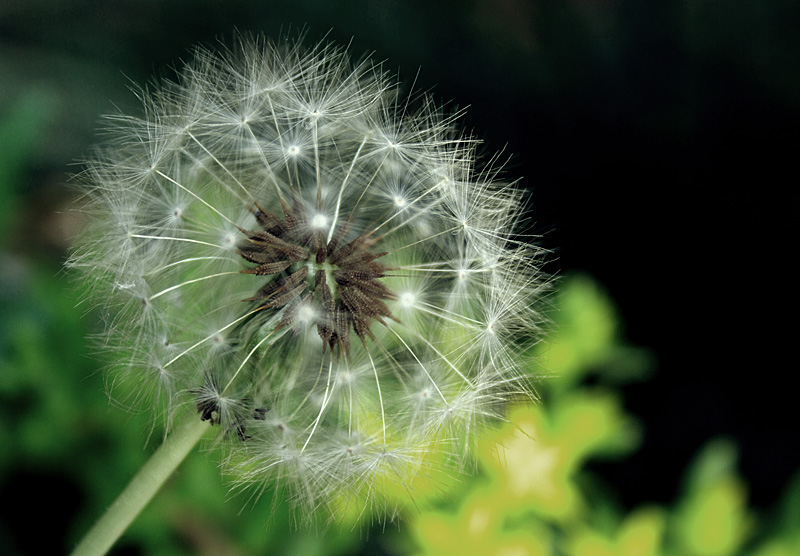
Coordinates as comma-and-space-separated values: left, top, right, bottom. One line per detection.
237, 197, 396, 355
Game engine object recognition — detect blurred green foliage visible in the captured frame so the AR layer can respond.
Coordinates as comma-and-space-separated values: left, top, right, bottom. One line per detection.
405, 276, 800, 556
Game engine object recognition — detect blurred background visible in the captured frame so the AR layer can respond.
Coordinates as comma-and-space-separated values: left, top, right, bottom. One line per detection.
1, 1, 798, 554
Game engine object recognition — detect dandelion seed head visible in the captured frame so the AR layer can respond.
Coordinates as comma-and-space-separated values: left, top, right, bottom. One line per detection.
68, 32, 548, 521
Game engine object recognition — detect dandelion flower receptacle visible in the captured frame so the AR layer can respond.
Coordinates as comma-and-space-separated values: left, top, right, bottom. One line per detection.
69, 33, 546, 539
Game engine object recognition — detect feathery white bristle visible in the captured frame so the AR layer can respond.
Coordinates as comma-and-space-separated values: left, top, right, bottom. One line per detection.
68, 33, 547, 519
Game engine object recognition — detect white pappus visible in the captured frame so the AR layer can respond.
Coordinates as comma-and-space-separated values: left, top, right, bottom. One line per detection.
69, 33, 548, 520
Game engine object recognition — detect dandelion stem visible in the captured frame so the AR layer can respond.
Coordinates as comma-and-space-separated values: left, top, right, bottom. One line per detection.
70, 416, 212, 556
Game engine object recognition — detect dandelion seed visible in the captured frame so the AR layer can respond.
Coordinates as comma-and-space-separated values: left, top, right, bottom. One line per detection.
69, 33, 547, 522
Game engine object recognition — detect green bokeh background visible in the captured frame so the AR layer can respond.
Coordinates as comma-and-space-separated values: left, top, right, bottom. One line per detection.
1, 1, 797, 554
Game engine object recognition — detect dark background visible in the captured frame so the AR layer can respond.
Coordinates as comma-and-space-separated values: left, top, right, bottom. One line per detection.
1, 0, 798, 552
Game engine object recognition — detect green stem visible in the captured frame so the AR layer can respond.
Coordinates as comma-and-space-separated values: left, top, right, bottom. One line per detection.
70, 415, 212, 556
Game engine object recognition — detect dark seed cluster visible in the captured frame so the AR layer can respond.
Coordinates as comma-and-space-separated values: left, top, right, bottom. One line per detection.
237, 195, 398, 355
